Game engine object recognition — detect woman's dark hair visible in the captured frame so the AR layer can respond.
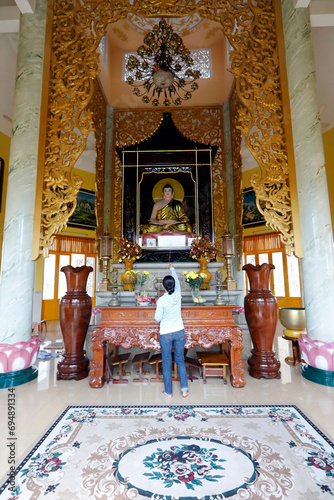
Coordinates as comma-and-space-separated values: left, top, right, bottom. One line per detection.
163, 275, 175, 295
162, 184, 174, 193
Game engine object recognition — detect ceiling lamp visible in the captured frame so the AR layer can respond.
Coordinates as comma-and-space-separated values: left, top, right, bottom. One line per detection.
126, 19, 200, 107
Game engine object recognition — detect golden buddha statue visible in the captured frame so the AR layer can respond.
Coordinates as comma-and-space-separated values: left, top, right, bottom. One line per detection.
142, 184, 192, 234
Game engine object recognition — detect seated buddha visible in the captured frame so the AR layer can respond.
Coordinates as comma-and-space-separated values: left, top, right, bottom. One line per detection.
141, 184, 192, 234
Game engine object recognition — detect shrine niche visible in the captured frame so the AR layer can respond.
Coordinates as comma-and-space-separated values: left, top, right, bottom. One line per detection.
116, 112, 218, 262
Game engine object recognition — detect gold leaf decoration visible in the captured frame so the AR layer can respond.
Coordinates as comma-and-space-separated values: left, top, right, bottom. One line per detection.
35, 0, 294, 259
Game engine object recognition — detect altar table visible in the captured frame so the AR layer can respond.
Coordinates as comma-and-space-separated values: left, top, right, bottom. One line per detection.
89, 305, 246, 388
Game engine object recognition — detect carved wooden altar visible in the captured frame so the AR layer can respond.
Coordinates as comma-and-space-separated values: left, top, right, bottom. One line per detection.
89, 305, 246, 389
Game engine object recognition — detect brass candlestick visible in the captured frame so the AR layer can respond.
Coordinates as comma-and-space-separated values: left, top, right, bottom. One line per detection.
221, 226, 237, 291
214, 270, 226, 306
109, 270, 121, 306
98, 233, 112, 292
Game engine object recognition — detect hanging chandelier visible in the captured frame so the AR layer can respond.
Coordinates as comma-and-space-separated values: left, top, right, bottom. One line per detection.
126, 19, 200, 107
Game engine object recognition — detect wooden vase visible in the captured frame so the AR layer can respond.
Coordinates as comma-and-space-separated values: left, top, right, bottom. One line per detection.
198, 257, 211, 290
242, 263, 281, 379
57, 265, 93, 381
121, 258, 136, 291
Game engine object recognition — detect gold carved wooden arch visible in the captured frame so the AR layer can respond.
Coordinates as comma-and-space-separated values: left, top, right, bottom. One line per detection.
32, 0, 301, 259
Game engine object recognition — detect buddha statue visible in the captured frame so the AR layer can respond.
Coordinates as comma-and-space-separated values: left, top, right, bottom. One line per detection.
141, 184, 192, 234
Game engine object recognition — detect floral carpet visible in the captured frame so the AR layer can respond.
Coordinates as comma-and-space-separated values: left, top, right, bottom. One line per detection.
1, 405, 334, 499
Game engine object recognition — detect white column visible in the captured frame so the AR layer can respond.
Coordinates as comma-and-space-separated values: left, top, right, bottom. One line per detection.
0, 0, 47, 343
281, 0, 334, 341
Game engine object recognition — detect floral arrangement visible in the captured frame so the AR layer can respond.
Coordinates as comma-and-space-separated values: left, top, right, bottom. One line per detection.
124, 270, 150, 288
92, 307, 102, 316
189, 236, 217, 262
233, 306, 245, 314
136, 292, 150, 303
183, 271, 206, 291
118, 237, 142, 262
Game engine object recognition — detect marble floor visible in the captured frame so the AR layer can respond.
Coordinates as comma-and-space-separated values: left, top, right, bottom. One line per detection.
1, 321, 334, 481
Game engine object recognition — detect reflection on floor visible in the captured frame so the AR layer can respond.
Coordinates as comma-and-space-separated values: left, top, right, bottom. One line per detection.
1, 320, 334, 480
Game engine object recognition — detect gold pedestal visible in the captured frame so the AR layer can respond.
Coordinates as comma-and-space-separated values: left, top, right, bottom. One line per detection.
225, 280, 238, 291
283, 328, 306, 339
98, 282, 109, 292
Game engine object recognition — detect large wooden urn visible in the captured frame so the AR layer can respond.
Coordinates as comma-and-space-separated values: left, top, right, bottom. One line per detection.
57, 265, 93, 381
242, 263, 281, 379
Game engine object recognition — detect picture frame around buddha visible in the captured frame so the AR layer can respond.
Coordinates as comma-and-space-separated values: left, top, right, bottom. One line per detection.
122, 163, 214, 262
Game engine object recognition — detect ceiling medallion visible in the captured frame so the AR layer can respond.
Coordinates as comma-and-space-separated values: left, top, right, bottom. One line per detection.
125, 14, 205, 35
126, 19, 200, 107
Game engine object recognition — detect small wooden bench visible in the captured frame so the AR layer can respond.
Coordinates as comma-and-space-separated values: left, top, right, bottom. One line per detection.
110, 353, 131, 384
103, 341, 117, 384
197, 352, 229, 384
185, 356, 202, 381
132, 352, 150, 382
148, 353, 163, 382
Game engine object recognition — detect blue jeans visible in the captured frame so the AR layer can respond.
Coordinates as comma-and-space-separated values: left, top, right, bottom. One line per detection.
159, 329, 189, 396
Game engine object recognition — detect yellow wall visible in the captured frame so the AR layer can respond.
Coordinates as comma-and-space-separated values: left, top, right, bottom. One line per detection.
0, 151, 96, 290
0, 131, 10, 266
323, 127, 334, 231
35, 167, 97, 290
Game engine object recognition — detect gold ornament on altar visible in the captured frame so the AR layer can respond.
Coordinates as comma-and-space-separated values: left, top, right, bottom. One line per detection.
189, 236, 217, 262
117, 237, 142, 262
189, 236, 216, 289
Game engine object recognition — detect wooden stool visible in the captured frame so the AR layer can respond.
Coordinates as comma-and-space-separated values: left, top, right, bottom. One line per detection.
185, 356, 202, 381
148, 353, 164, 382
282, 335, 306, 366
197, 352, 229, 384
105, 352, 114, 383
103, 341, 117, 384
132, 352, 150, 382
32, 319, 47, 340
110, 353, 131, 384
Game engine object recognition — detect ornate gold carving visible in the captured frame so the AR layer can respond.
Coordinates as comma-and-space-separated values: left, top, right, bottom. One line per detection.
229, 84, 244, 271
89, 79, 106, 243
220, 0, 294, 250
35, 0, 295, 258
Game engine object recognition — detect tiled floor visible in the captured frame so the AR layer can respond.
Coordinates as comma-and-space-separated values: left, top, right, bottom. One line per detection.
1, 320, 334, 480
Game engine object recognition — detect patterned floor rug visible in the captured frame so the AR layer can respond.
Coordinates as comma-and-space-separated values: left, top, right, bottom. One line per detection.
1, 405, 334, 500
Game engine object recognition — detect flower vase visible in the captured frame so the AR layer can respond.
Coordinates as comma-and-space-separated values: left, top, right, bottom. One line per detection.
136, 290, 150, 306
242, 263, 281, 379
121, 258, 135, 291
197, 257, 211, 290
137, 300, 150, 307
192, 287, 200, 304
58, 265, 93, 381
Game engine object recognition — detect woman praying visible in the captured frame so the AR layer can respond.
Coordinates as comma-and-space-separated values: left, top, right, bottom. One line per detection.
154, 263, 189, 398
